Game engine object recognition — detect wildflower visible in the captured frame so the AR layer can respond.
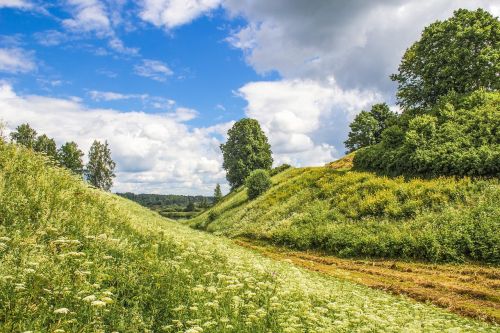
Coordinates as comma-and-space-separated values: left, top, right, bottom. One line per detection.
54, 308, 70, 314
82, 295, 96, 302
91, 300, 106, 307
101, 297, 113, 304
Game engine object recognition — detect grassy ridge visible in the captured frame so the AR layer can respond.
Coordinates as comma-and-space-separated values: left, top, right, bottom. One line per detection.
191, 159, 499, 263
1, 144, 498, 332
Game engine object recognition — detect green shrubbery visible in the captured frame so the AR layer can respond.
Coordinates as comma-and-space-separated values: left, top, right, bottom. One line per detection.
246, 169, 272, 199
193, 166, 499, 263
354, 90, 500, 177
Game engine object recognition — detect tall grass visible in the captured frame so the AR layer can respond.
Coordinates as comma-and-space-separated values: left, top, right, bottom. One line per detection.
1, 143, 498, 332
192, 165, 499, 263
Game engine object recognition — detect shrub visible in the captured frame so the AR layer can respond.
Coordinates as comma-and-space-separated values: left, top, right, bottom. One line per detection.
246, 169, 272, 199
270, 163, 292, 176
354, 90, 500, 177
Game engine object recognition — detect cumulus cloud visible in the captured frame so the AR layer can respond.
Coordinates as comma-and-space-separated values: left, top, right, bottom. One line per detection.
88, 90, 147, 101
238, 79, 381, 165
134, 59, 173, 81
0, 82, 229, 194
140, 0, 221, 29
225, 0, 499, 96
0, 47, 36, 73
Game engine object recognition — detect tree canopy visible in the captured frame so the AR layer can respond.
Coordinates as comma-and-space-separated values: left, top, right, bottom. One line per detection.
34, 134, 57, 159
221, 118, 273, 189
344, 103, 397, 153
85, 140, 116, 191
58, 141, 84, 175
10, 123, 37, 149
391, 8, 500, 110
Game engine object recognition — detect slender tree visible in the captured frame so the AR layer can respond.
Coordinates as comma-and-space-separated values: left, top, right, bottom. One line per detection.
213, 183, 222, 204
58, 141, 84, 175
220, 118, 273, 190
10, 123, 37, 148
34, 134, 58, 159
85, 140, 116, 191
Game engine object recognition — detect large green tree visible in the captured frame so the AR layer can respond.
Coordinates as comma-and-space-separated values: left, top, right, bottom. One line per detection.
220, 118, 273, 189
34, 134, 57, 159
391, 8, 500, 110
344, 103, 397, 153
85, 140, 116, 191
10, 123, 37, 148
58, 141, 84, 175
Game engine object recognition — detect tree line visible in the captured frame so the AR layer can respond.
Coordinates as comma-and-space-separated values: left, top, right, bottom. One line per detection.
6, 123, 116, 190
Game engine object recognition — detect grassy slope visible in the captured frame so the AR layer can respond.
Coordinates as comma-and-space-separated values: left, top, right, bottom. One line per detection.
0, 146, 498, 332
191, 157, 499, 263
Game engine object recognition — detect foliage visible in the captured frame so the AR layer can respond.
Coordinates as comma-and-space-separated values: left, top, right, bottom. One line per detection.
246, 169, 272, 200
85, 140, 116, 191
344, 103, 397, 153
221, 118, 273, 190
185, 201, 196, 212
10, 123, 37, 148
354, 90, 500, 177
391, 8, 500, 110
270, 164, 292, 177
192, 166, 499, 264
2, 143, 494, 332
58, 141, 84, 175
213, 183, 223, 203
117, 193, 213, 208
34, 134, 58, 159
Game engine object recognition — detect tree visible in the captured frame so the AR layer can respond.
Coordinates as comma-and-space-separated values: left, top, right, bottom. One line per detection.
220, 118, 273, 190
85, 140, 116, 191
344, 103, 397, 153
34, 134, 57, 159
10, 123, 37, 148
58, 141, 84, 175
391, 8, 500, 110
213, 183, 222, 204
246, 169, 272, 200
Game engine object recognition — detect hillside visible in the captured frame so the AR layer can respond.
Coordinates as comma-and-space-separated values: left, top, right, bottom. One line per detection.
1, 143, 498, 331
191, 155, 499, 264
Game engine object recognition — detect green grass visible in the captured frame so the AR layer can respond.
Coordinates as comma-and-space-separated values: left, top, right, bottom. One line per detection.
191, 159, 499, 263
1, 142, 499, 332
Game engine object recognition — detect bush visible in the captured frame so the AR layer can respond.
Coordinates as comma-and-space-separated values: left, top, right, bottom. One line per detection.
270, 163, 292, 176
354, 90, 500, 177
246, 169, 272, 199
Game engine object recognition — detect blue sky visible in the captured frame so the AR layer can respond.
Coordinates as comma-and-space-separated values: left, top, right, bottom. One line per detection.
0, 0, 497, 194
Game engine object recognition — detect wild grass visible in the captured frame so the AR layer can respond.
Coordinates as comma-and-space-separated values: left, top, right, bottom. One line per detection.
1, 142, 498, 332
192, 160, 499, 263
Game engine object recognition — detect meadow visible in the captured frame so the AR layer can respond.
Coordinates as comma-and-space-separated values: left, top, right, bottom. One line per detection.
1, 142, 498, 332
191, 157, 499, 263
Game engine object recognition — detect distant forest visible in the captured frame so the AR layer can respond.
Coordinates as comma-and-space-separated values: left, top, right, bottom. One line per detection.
116, 193, 214, 219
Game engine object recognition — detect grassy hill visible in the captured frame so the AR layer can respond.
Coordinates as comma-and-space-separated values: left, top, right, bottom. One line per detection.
1, 143, 498, 331
191, 155, 499, 264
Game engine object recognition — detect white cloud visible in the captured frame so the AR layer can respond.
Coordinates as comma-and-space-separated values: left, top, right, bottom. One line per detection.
134, 59, 173, 81
140, 0, 221, 29
88, 90, 147, 101
63, 0, 111, 35
0, 0, 32, 9
108, 37, 139, 55
0, 48, 36, 73
225, 0, 500, 95
238, 79, 381, 165
0, 82, 228, 194
34, 30, 68, 46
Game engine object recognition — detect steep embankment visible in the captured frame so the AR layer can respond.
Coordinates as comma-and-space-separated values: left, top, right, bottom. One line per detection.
191, 156, 499, 264
3, 143, 498, 332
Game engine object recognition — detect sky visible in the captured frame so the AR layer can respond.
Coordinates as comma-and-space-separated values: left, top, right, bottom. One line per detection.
0, 0, 498, 195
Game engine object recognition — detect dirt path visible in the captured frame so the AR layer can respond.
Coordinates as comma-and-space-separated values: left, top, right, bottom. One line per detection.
235, 239, 500, 323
